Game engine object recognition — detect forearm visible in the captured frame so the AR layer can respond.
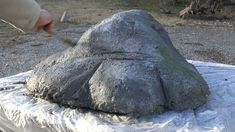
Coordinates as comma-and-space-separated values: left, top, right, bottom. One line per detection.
0, 0, 41, 31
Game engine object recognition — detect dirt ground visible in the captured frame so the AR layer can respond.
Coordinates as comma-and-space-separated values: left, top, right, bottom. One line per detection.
1, 0, 235, 78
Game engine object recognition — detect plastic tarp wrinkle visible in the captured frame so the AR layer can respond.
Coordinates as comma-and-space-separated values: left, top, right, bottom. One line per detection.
0, 60, 235, 132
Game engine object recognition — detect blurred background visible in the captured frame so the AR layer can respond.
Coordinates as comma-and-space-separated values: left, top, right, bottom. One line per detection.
1, 0, 235, 77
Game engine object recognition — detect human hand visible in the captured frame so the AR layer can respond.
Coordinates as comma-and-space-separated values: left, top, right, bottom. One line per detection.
34, 9, 54, 34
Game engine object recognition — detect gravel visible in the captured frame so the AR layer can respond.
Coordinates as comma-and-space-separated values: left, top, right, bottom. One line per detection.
1, 21, 235, 78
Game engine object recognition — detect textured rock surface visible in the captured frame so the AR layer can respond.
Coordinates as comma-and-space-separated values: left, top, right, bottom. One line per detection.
27, 10, 209, 116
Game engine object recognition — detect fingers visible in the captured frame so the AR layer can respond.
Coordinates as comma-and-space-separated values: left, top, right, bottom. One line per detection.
34, 27, 40, 32
34, 9, 54, 34
34, 20, 54, 33
43, 21, 54, 34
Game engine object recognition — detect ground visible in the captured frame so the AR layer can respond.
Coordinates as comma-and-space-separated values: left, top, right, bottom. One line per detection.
1, 0, 235, 78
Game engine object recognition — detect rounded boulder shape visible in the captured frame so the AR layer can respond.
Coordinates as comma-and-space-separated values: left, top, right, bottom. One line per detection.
27, 9, 209, 117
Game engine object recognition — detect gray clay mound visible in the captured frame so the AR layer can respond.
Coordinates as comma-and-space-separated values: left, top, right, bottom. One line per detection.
26, 10, 210, 117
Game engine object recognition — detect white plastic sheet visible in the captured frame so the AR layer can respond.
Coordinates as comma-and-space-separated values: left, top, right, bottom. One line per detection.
0, 60, 235, 132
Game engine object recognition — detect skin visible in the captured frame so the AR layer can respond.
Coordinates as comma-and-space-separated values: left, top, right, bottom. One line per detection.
34, 9, 54, 34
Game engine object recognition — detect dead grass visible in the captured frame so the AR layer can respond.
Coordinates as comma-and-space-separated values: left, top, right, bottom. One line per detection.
37, 0, 235, 27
